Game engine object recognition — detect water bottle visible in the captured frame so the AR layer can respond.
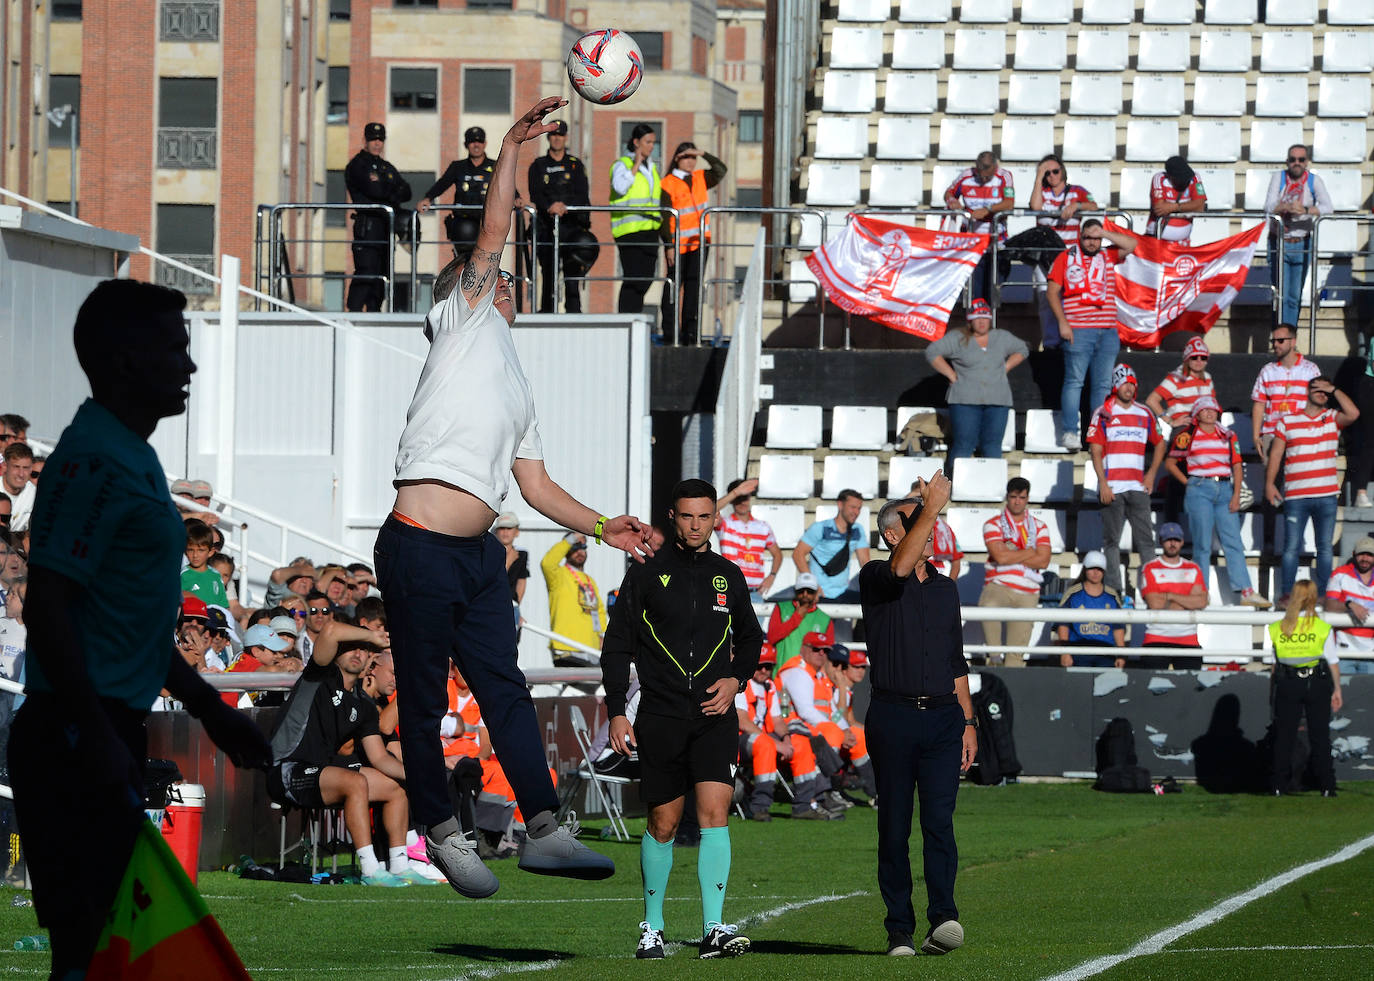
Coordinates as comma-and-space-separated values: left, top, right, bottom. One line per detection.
14, 936, 49, 951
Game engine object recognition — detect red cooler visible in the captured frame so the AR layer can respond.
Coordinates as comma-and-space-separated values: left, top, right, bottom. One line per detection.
161, 783, 206, 884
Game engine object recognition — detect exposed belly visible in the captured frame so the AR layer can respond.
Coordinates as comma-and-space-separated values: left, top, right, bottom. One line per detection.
394, 481, 498, 537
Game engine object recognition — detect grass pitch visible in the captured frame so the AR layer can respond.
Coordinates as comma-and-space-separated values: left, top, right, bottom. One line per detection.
2, 782, 1371, 979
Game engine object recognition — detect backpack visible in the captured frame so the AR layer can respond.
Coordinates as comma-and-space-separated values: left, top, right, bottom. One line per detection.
971, 673, 1022, 785
1094, 717, 1153, 793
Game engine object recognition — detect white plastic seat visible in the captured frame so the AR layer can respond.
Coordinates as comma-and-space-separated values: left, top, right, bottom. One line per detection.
765, 404, 822, 449
1193, 168, 1236, 209
1248, 120, 1304, 163
1039, 510, 1068, 552
1204, 0, 1256, 25
829, 27, 884, 69
1314, 120, 1368, 164
886, 456, 943, 497
1322, 170, 1365, 213
959, 0, 1012, 22
1265, 0, 1317, 25
885, 72, 939, 113
793, 210, 848, 250
1328, 0, 1374, 25
1008, 74, 1061, 115
1117, 168, 1157, 209
1187, 120, 1242, 163
1323, 32, 1374, 73
787, 258, 821, 303
836, 0, 888, 22
1188, 217, 1234, 245
1131, 74, 1186, 116
1066, 167, 1110, 206
1313, 217, 1360, 257
821, 455, 879, 501
751, 504, 805, 550
1082, 0, 1133, 24
757, 454, 814, 499
805, 163, 861, 206
999, 118, 1054, 161
876, 117, 930, 159
1126, 119, 1179, 161
896, 405, 940, 441
868, 164, 923, 207
1192, 74, 1247, 116
1241, 169, 1272, 211
1137, 30, 1192, 72
1023, 409, 1061, 453
1260, 31, 1314, 72
899, 0, 951, 22
947, 507, 999, 553
929, 166, 964, 207
1318, 76, 1371, 118
814, 116, 868, 159
1197, 623, 1255, 660
1199, 30, 1253, 72
1143, 0, 1195, 24
822, 71, 877, 113
1069, 74, 1123, 116
1021, 0, 1073, 23
1061, 118, 1117, 162
953, 29, 1007, 70
1254, 75, 1309, 118
891, 29, 945, 70
938, 117, 994, 160
946, 73, 1001, 115
1020, 459, 1076, 503
1074, 30, 1130, 71
1014, 29, 1067, 70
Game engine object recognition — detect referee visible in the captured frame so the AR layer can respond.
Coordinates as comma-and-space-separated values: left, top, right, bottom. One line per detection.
605, 479, 763, 960
859, 471, 978, 957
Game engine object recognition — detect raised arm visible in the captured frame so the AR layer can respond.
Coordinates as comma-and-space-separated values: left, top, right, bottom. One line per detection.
1101, 222, 1137, 256
312, 620, 389, 669
891, 471, 951, 579
512, 456, 651, 561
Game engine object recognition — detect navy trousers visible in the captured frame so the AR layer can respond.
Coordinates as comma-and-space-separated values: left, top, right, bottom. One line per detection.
374, 516, 559, 829
866, 698, 963, 937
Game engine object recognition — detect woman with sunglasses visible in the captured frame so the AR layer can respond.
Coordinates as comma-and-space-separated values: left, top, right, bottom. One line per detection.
1029, 154, 1097, 350
1147, 337, 1218, 520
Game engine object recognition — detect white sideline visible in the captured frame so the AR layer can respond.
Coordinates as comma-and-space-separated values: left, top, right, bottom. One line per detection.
1041, 831, 1374, 981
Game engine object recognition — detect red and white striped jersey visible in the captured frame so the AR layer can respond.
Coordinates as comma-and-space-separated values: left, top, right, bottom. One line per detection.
983, 509, 1051, 593
1326, 562, 1374, 639
716, 511, 778, 589
1276, 409, 1343, 500
1251, 354, 1320, 437
1145, 172, 1206, 242
1048, 246, 1121, 331
1169, 424, 1240, 478
929, 514, 964, 578
1140, 558, 1206, 645
1035, 184, 1095, 247
1149, 370, 1216, 430
1086, 399, 1162, 493
944, 167, 1015, 240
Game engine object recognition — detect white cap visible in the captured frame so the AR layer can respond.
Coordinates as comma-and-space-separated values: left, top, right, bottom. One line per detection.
1083, 550, 1108, 571
795, 573, 820, 591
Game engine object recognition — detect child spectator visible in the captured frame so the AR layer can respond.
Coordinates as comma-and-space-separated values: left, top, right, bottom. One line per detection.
181, 519, 228, 609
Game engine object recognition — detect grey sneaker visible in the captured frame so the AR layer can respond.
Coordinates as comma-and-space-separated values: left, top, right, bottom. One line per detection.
921, 919, 964, 955
636, 922, 666, 959
792, 801, 844, 821
823, 790, 853, 812
1059, 432, 1082, 451
887, 931, 916, 956
426, 831, 499, 898
699, 922, 749, 958
518, 825, 615, 880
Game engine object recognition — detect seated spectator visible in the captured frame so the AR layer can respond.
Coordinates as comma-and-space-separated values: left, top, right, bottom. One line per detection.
270, 614, 301, 657
209, 552, 249, 624
541, 533, 606, 666
278, 593, 309, 632
300, 589, 334, 660
354, 595, 387, 633
1139, 523, 1207, 669
181, 519, 228, 610
222, 623, 290, 707
766, 573, 833, 677
0, 496, 11, 541
28, 455, 43, 487
317, 565, 352, 610
206, 608, 234, 669
716, 478, 783, 600
175, 597, 219, 674
777, 633, 850, 820
264, 556, 318, 607
1325, 537, 1374, 677
1, 442, 35, 532
1055, 551, 1127, 668
978, 477, 1052, 667
736, 652, 789, 820
0, 414, 30, 446
824, 644, 876, 804
492, 514, 528, 633
347, 563, 376, 602
1, 576, 27, 685
793, 489, 869, 603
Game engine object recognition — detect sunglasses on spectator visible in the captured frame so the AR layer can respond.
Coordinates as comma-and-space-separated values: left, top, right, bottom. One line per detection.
1188, 355, 1208, 361
1045, 168, 1061, 175
498, 271, 515, 286
309, 606, 331, 615
1287, 156, 1308, 163
291, 610, 308, 618
1270, 336, 1294, 345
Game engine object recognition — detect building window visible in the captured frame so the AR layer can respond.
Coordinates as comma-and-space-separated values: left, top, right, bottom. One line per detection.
328, 67, 349, 124
467, 0, 514, 8
463, 68, 511, 114
638, 32, 665, 70
157, 78, 218, 168
391, 67, 437, 111
47, 76, 81, 146
618, 120, 664, 169
160, 1, 220, 42
393, 0, 438, 7
735, 187, 763, 209
48, 201, 78, 218
329, 0, 351, 19
156, 204, 216, 294
739, 111, 763, 144
53, 2, 83, 20
326, 170, 347, 226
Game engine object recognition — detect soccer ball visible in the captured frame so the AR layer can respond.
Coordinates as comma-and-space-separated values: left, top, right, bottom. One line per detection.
566, 29, 644, 105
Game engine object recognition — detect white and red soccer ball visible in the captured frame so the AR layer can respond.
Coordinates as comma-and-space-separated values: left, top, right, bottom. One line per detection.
566, 29, 644, 105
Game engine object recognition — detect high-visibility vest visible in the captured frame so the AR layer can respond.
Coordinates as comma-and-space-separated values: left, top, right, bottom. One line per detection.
778, 658, 832, 725
608, 155, 661, 239
1267, 617, 1331, 668
661, 170, 709, 253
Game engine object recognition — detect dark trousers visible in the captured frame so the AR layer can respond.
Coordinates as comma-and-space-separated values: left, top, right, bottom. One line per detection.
866, 698, 963, 937
1271, 665, 1336, 793
348, 242, 387, 312
374, 517, 559, 829
537, 242, 582, 313
8, 693, 148, 977
615, 229, 661, 315
1346, 374, 1374, 501
660, 247, 703, 344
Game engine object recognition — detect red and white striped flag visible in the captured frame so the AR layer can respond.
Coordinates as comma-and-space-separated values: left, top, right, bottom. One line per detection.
1113, 222, 1265, 348
805, 215, 988, 340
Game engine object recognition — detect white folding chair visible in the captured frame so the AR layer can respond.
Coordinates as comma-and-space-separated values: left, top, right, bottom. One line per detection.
752, 504, 806, 549
1314, 120, 1368, 164
899, 0, 951, 21
1194, 168, 1237, 210
886, 456, 944, 497
1322, 170, 1365, 213
837, 0, 888, 21
891, 29, 945, 70
822, 455, 879, 501
1187, 120, 1242, 163
946, 507, 999, 554
1199, 30, 1253, 72
1317, 76, 1371, 118
939, 117, 994, 160
960, 0, 1012, 21
953, 28, 1007, 70
1061, 118, 1117, 162
1020, 459, 1076, 503
822, 71, 876, 113
877, 117, 930, 159
1260, 30, 1314, 72
1254, 75, 1309, 117
829, 27, 884, 69
1248, 120, 1304, 163
1013, 29, 1066, 70
568, 704, 631, 842
766, 404, 822, 449
1137, 30, 1192, 72
1023, 409, 1061, 453
1069, 75, 1123, 116
1009, 73, 1062, 115
951, 458, 1009, 502
1082, 0, 1133, 24
999, 118, 1054, 161
1192, 74, 1247, 116
868, 164, 924, 207
1074, 30, 1130, 71
805, 163, 862, 206
1204, 0, 1257, 25
831, 406, 888, 450
1038, 510, 1068, 552
1022, 0, 1073, 22
885, 72, 939, 114
946, 73, 1001, 115
814, 116, 868, 159
1328, 0, 1374, 24
757, 454, 814, 499
1144, 0, 1196, 23
1127, 119, 1180, 161
1131, 74, 1186, 116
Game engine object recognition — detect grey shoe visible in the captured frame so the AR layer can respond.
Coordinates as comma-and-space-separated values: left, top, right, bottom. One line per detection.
518, 825, 615, 880
921, 919, 964, 955
887, 932, 916, 956
791, 802, 844, 821
426, 831, 499, 899
823, 790, 853, 812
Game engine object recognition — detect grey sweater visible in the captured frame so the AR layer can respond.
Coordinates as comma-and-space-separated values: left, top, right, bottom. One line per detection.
925, 329, 1028, 407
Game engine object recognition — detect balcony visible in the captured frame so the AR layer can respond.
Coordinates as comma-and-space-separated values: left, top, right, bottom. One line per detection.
157, 254, 216, 295
156, 127, 217, 169
160, 0, 220, 41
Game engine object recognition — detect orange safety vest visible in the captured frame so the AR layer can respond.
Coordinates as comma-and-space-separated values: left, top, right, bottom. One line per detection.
661, 169, 710, 253
444, 678, 483, 758
779, 658, 833, 726
741, 679, 779, 735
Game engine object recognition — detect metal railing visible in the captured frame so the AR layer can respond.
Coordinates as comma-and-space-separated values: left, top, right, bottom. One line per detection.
255, 203, 395, 312
1309, 214, 1374, 350
405, 202, 538, 312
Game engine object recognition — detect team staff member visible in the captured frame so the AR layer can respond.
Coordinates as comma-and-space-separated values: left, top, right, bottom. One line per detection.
609, 123, 663, 319
345, 122, 411, 312
528, 120, 593, 313
605, 479, 763, 960
859, 471, 977, 958
420, 126, 497, 257
1266, 581, 1342, 797
659, 141, 727, 345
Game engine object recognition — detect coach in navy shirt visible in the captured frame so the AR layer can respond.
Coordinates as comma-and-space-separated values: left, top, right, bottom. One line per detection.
859, 471, 977, 958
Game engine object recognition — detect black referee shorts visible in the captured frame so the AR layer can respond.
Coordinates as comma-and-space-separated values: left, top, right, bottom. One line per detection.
635, 711, 737, 807
268, 761, 328, 809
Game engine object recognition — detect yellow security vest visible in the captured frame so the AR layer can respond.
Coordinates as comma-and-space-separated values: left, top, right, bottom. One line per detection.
1267, 617, 1331, 668
661, 170, 709, 253
608, 155, 662, 239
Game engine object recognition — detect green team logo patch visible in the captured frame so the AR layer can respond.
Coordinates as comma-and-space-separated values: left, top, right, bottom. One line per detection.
659, 574, 671, 587
712, 575, 729, 592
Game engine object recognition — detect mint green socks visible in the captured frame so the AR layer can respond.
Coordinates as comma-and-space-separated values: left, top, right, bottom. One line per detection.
640, 832, 674, 931
697, 826, 732, 932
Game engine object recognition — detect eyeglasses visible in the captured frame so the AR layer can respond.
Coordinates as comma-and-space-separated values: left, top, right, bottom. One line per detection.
308, 606, 331, 615
291, 610, 308, 618
1046, 168, 1061, 175
1188, 355, 1209, 362
1270, 336, 1294, 345
498, 271, 515, 285
1287, 156, 1308, 163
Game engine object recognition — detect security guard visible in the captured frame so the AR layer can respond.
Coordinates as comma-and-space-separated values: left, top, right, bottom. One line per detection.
1266, 580, 1343, 797
420, 126, 497, 257
345, 122, 411, 312
659, 141, 727, 345
608, 123, 663, 318
528, 120, 593, 313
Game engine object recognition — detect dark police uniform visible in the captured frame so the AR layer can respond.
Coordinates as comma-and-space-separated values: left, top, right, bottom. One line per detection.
267, 658, 382, 808
858, 557, 969, 943
528, 142, 592, 313
345, 123, 411, 312
425, 147, 496, 256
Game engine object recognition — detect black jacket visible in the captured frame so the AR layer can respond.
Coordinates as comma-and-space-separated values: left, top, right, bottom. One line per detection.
602, 540, 763, 720
424, 158, 496, 207
345, 150, 411, 231
528, 151, 591, 229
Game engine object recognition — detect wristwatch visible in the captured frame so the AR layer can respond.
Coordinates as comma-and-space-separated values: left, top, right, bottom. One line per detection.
965, 717, 979, 729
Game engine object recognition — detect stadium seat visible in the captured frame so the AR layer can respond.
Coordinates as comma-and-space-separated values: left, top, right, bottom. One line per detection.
952, 459, 1008, 503
1137, 30, 1192, 72
1317, 75, 1371, 117
1074, 508, 1133, 554
939, 117, 994, 160
805, 163, 861, 205
1021, 0, 1072, 23
1023, 409, 1060, 453
1314, 216, 1360, 256
757, 454, 814, 499
814, 116, 868, 159
1131, 74, 1186, 116
946, 73, 1002, 115
787, 259, 821, 303
876, 117, 930, 159
999, 118, 1054, 161
959, 0, 1012, 22
946, 507, 999, 553
1082, 0, 1133, 24
829, 27, 884, 69
1020, 459, 1076, 503
1259, 31, 1314, 72
929, 166, 965, 208
1040, 511, 1068, 551
898, 0, 951, 22
1313, 120, 1368, 164
1143, 0, 1195, 24
1199, 31, 1253, 72
1126, 119, 1179, 161
1008, 73, 1062, 115
836, 0, 888, 22
1241, 169, 1272, 211
1204, 0, 1256, 25
885, 72, 939, 113
822, 455, 879, 501
1192, 74, 1247, 116
891, 28, 945, 70
1328, 0, 1374, 25
868, 164, 924, 207
1265, 0, 1316, 25
1253, 75, 1309, 117
1321, 169, 1365, 213
1069, 74, 1124, 116
953, 29, 1007, 70
1323, 31, 1374, 72
1014, 29, 1067, 70
886, 455, 943, 497
765, 404, 822, 449
822, 71, 877, 112
1061, 118, 1117, 161
1188, 217, 1234, 245
1071, 167, 1112, 205
1194, 168, 1236, 209
751, 504, 805, 550
1197, 622, 1255, 660
896, 405, 940, 441
1248, 120, 1304, 163
1116, 167, 1155, 209
794, 209, 848, 250
1187, 120, 1242, 162
1074, 30, 1130, 71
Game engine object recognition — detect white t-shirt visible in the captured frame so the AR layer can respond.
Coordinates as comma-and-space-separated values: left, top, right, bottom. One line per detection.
5, 481, 35, 532
394, 286, 543, 513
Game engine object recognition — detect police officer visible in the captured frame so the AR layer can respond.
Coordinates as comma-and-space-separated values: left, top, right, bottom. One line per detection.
1267, 580, 1343, 797
528, 120, 593, 313
420, 126, 496, 258
345, 122, 411, 312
